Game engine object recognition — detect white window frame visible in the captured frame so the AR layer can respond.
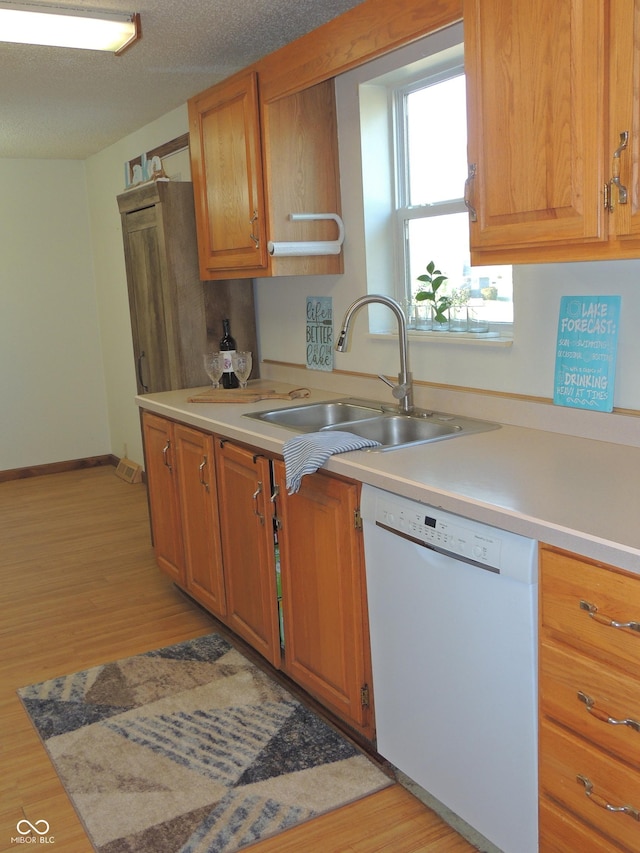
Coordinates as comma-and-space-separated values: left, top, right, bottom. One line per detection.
389, 60, 514, 337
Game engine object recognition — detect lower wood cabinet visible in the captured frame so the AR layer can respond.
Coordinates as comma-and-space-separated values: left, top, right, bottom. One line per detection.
142, 412, 225, 617
142, 412, 184, 584
273, 460, 373, 736
142, 411, 374, 737
539, 545, 640, 851
214, 439, 281, 667
174, 424, 226, 618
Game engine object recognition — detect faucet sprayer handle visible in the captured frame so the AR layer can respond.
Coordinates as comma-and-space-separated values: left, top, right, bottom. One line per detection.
377, 374, 395, 389
377, 374, 411, 401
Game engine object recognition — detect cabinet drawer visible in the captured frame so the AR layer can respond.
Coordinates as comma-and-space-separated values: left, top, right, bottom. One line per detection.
540, 640, 640, 767
540, 720, 640, 851
541, 548, 640, 670
539, 798, 622, 853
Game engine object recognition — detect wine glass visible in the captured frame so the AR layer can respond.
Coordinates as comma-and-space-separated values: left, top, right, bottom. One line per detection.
203, 352, 225, 388
231, 351, 252, 389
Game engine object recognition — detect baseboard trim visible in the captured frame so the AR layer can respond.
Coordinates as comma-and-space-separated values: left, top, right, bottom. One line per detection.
0, 455, 118, 483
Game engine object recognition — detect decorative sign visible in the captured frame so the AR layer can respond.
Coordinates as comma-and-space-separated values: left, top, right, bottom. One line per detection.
554, 295, 621, 412
306, 296, 333, 371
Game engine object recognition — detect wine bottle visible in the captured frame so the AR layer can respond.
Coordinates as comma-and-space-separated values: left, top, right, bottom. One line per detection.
220, 319, 239, 388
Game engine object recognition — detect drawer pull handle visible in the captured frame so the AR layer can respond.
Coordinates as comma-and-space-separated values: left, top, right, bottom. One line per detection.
609, 131, 629, 211
579, 599, 640, 633
198, 456, 209, 492
464, 163, 478, 222
162, 440, 172, 472
577, 691, 640, 733
577, 775, 640, 822
252, 481, 264, 524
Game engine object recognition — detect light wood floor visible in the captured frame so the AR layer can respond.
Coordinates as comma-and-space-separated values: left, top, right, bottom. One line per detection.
0, 466, 477, 853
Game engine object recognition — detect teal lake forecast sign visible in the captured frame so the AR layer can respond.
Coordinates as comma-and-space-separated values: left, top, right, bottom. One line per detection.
554, 295, 621, 412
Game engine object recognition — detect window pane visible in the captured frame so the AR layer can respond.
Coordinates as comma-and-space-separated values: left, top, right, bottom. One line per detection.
407, 75, 467, 205
407, 214, 513, 323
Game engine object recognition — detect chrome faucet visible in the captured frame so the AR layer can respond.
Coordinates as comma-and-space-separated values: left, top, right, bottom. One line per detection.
335, 294, 413, 413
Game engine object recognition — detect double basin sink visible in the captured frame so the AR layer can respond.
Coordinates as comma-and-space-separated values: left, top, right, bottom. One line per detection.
245, 398, 499, 452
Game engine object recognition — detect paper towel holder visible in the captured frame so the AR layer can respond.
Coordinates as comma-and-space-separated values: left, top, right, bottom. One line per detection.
267, 213, 345, 257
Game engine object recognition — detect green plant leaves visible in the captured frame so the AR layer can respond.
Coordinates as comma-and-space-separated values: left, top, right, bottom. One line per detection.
415, 261, 451, 322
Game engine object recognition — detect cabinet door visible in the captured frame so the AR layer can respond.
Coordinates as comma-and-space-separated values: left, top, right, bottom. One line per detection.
123, 205, 175, 393
465, 0, 607, 256
189, 71, 268, 278
174, 425, 226, 618
261, 80, 343, 277
141, 412, 184, 583
215, 441, 280, 666
273, 462, 374, 736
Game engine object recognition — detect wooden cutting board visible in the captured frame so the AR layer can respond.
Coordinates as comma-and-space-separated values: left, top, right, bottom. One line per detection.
188, 387, 311, 403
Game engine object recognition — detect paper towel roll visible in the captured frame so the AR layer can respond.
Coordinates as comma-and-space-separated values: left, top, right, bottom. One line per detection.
268, 240, 342, 256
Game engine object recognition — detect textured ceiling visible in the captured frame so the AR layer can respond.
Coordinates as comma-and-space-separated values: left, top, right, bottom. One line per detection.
0, 0, 366, 159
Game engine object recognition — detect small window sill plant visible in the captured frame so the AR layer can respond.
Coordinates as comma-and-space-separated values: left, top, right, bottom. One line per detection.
415, 261, 452, 326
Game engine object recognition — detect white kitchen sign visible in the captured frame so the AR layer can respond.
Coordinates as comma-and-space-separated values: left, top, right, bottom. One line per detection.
306, 296, 333, 371
554, 295, 621, 412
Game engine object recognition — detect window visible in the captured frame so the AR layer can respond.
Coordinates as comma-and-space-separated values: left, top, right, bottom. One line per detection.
360, 34, 513, 335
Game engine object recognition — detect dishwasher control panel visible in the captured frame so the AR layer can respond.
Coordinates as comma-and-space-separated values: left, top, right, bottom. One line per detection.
360, 485, 538, 582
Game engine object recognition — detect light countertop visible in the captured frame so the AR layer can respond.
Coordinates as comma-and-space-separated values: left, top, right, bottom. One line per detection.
136, 382, 640, 574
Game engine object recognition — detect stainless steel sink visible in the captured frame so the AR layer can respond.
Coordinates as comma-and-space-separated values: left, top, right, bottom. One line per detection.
321, 415, 460, 447
244, 399, 384, 431
244, 398, 499, 451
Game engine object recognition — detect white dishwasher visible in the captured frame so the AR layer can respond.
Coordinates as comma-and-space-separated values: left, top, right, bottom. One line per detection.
361, 484, 538, 853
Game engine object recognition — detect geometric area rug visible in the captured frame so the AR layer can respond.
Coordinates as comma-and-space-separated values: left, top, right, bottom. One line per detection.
18, 633, 391, 852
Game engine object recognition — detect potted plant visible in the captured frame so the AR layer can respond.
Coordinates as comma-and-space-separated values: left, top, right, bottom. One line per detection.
415, 261, 452, 329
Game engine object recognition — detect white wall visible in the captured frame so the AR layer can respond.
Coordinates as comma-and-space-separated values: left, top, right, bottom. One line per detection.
0, 107, 191, 473
0, 159, 110, 470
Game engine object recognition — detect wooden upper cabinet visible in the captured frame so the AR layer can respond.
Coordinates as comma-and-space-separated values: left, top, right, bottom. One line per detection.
261, 79, 343, 277
189, 71, 268, 278
465, 0, 607, 259
188, 70, 343, 279
465, 0, 640, 263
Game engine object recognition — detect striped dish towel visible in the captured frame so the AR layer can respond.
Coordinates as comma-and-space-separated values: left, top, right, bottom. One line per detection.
283, 430, 381, 494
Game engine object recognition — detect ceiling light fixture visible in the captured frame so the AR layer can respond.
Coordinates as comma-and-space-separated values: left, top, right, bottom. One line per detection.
0, 3, 141, 54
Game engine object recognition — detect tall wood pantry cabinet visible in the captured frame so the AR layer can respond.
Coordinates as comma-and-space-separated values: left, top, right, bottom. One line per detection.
117, 182, 210, 394
465, 0, 640, 264
118, 181, 259, 394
